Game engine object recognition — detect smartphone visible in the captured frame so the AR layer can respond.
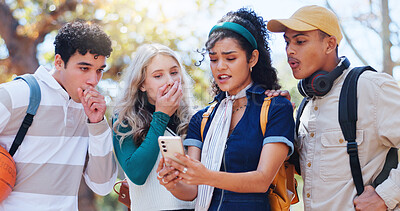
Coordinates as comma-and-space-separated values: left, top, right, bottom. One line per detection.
158, 136, 185, 166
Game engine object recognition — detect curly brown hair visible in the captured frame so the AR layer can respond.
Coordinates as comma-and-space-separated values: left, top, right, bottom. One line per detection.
54, 20, 112, 67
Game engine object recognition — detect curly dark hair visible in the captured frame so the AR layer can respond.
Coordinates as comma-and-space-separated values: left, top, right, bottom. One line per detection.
200, 8, 281, 96
54, 20, 113, 66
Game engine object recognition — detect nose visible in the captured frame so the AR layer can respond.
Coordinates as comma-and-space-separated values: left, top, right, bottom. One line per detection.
166, 74, 174, 86
86, 71, 100, 86
216, 60, 227, 72
286, 43, 295, 56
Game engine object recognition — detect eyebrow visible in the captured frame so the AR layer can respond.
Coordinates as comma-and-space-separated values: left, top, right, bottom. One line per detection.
209, 50, 237, 55
77, 62, 106, 69
151, 66, 179, 74
284, 33, 309, 39
77, 62, 92, 66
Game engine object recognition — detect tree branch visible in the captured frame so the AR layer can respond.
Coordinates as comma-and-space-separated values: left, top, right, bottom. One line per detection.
365, 22, 380, 35
34, 0, 78, 44
0, 2, 19, 43
326, 1, 368, 65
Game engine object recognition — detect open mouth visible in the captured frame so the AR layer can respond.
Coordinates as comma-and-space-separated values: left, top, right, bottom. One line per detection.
288, 57, 300, 69
218, 74, 231, 82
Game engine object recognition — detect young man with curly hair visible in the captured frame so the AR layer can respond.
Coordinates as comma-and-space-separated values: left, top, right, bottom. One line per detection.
0, 20, 117, 210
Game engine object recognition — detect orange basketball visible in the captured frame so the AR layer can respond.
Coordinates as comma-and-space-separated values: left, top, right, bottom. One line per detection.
0, 146, 16, 202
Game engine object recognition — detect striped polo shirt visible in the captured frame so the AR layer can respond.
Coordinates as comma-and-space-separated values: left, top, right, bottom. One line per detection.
0, 66, 117, 211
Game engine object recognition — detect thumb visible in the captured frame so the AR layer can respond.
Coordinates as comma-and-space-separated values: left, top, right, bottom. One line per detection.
77, 88, 87, 107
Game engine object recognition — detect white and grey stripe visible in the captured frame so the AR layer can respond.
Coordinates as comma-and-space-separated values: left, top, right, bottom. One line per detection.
0, 66, 117, 211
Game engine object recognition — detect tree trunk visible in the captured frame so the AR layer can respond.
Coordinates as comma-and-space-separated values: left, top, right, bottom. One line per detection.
7, 37, 39, 75
381, 0, 394, 75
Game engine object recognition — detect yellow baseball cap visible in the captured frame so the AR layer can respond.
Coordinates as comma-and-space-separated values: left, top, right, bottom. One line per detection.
267, 5, 343, 45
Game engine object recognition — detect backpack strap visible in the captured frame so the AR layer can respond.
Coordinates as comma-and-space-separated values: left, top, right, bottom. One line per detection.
372, 147, 398, 188
290, 97, 310, 175
200, 103, 217, 142
9, 74, 41, 156
295, 97, 310, 138
339, 66, 376, 195
260, 97, 272, 136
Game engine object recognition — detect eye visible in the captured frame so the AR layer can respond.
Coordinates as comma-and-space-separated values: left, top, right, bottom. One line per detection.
227, 57, 236, 61
154, 74, 162, 78
97, 69, 105, 73
171, 71, 178, 75
296, 40, 306, 44
80, 67, 89, 71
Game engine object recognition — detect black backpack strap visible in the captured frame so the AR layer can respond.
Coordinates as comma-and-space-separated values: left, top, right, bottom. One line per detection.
292, 97, 310, 174
339, 66, 376, 195
9, 74, 41, 156
372, 147, 398, 188
295, 98, 310, 138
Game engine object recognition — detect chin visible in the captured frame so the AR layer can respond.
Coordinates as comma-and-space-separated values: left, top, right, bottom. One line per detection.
292, 70, 306, 80
218, 85, 230, 92
71, 97, 81, 103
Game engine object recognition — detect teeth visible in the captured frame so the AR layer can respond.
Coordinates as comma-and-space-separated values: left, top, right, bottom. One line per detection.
220, 75, 229, 79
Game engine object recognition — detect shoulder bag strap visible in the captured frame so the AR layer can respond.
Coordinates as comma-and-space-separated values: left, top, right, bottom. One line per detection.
9, 74, 41, 156
200, 103, 216, 142
260, 97, 272, 136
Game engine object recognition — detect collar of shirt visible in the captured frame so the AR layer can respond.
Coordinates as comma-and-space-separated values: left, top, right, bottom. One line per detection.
211, 82, 266, 103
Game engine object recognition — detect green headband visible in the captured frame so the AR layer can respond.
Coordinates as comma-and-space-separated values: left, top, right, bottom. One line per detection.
209, 22, 258, 49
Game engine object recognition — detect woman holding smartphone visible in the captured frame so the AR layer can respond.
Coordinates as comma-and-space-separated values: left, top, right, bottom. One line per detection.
157, 8, 295, 211
112, 43, 195, 210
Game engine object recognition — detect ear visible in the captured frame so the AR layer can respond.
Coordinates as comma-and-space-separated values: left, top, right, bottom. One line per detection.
139, 84, 146, 92
325, 36, 338, 55
249, 49, 259, 68
54, 54, 65, 71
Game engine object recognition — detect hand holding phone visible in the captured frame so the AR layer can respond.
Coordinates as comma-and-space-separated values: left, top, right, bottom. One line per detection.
158, 136, 185, 166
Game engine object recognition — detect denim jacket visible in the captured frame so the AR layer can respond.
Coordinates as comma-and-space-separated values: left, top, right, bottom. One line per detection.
184, 83, 294, 211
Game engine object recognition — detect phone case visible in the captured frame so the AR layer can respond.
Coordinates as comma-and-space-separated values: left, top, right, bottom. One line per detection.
158, 136, 185, 166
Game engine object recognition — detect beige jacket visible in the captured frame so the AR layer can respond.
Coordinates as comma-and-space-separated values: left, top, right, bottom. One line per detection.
297, 66, 400, 210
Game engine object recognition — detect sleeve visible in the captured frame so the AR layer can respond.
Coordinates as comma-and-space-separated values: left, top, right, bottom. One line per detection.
370, 74, 400, 209
113, 111, 169, 185
183, 108, 207, 149
262, 96, 295, 156
83, 118, 118, 196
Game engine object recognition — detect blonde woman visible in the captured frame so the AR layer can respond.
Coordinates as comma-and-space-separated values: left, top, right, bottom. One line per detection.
112, 43, 195, 210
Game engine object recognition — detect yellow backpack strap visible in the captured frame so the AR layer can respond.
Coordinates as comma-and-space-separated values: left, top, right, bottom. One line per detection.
200, 103, 217, 142
260, 97, 273, 136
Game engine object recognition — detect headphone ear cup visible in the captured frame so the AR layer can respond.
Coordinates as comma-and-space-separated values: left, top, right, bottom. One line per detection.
297, 71, 327, 98
297, 79, 310, 98
297, 57, 350, 98
312, 75, 333, 95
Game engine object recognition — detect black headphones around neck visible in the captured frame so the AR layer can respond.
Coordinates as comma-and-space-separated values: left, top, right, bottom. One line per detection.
298, 56, 350, 98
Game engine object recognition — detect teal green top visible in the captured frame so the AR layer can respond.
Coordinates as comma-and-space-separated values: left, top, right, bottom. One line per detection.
113, 111, 170, 185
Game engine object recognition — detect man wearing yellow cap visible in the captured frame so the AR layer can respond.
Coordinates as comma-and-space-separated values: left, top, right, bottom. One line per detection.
267, 5, 400, 211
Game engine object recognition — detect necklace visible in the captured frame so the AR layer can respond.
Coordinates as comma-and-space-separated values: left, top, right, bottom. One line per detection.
232, 104, 247, 114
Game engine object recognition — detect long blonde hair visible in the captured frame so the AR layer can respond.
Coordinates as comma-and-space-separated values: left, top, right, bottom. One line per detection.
113, 43, 194, 146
